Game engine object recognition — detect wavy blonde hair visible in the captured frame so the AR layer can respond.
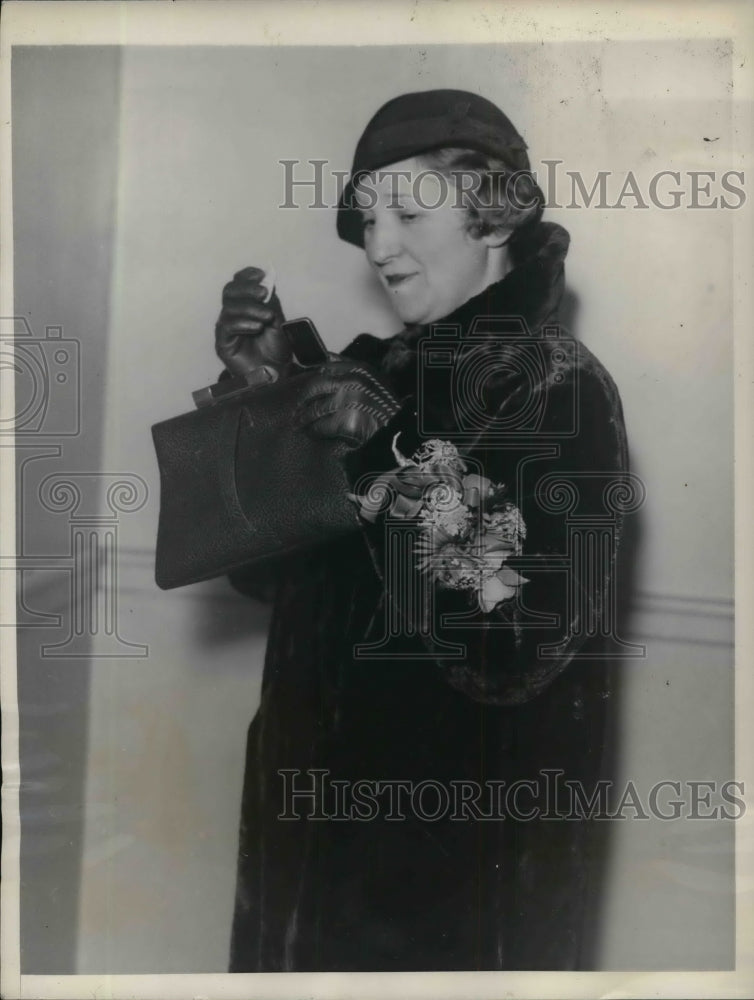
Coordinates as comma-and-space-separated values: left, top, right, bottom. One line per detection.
417, 146, 543, 240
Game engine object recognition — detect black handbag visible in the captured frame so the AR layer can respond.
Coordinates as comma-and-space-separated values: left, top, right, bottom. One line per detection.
151, 324, 362, 590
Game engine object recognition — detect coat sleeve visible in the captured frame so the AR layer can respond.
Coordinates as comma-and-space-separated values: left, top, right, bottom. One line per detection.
339, 354, 629, 705
226, 558, 284, 603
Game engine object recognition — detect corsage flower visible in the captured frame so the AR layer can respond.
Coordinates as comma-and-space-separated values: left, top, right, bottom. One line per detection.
347, 435, 528, 614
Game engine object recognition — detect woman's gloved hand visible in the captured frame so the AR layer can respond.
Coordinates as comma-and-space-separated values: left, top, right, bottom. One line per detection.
215, 266, 294, 377
294, 359, 401, 448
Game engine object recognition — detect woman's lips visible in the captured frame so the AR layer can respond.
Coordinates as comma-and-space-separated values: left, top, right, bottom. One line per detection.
384, 272, 418, 289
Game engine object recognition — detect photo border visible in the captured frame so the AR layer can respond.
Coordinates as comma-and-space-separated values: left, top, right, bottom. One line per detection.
1, 2, 752, 997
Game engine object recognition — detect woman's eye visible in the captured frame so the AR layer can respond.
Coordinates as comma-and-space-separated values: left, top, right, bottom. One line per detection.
400, 213, 417, 222
361, 217, 375, 230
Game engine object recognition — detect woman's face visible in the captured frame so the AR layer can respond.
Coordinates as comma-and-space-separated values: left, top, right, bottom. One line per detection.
355, 156, 504, 325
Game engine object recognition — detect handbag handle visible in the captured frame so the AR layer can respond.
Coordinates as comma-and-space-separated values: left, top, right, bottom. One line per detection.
215, 404, 279, 543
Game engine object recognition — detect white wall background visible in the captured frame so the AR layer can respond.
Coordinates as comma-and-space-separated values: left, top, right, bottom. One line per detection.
15, 41, 735, 972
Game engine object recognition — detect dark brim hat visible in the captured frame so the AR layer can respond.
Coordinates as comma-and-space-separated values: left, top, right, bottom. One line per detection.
337, 89, 533, 248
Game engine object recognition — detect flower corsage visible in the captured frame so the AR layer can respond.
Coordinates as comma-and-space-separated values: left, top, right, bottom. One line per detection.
347, 435, 528, 613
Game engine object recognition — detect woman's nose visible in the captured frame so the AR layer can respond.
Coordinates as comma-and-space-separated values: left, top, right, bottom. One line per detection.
367, 218, 403, 265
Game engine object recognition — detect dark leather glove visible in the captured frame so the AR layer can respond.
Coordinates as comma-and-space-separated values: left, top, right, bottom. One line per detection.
293, 358, 401, 448
215, 266, 294, 377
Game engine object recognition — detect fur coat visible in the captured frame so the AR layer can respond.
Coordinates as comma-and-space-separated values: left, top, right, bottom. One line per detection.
228, 220, 629, 972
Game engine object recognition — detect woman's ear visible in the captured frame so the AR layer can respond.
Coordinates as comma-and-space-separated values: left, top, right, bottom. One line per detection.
480, 225, 514, 249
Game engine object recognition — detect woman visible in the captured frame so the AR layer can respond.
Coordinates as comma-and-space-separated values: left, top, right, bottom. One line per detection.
216, 90, 629, 972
